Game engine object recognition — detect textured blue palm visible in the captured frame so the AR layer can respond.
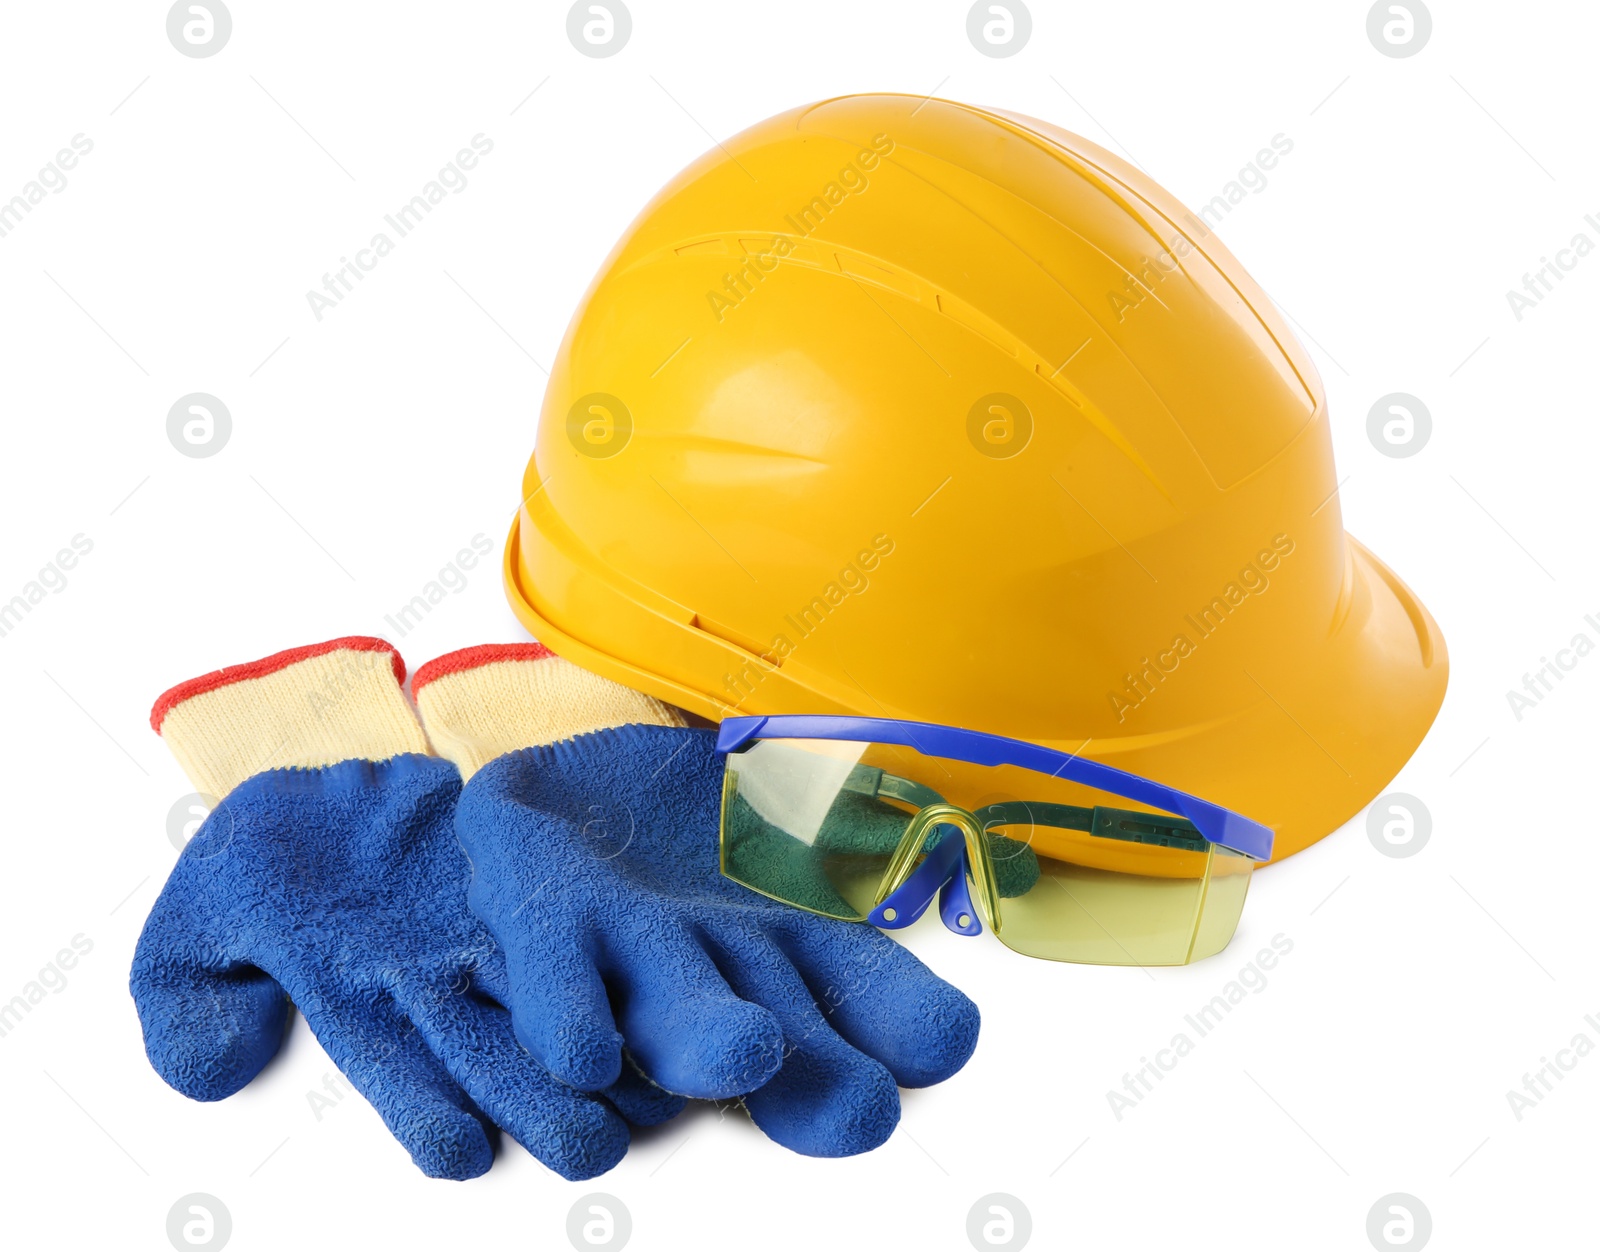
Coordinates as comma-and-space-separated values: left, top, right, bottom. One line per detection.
457, 725, 981, 1159
129, 754, 682, 1181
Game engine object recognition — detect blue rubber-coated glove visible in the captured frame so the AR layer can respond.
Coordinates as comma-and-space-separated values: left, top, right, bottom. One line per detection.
131, 638, 683, 1181
413, 644, 981, 1158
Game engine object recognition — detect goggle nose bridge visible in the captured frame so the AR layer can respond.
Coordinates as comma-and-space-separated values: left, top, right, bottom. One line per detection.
866, 803, 1001, 937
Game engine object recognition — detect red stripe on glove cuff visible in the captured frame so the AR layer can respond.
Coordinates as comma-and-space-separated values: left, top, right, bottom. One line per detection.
410, 643, 556, 695
150, 637, 405, 734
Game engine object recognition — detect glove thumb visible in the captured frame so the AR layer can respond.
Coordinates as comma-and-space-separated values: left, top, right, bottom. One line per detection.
130, 929, 288, 1102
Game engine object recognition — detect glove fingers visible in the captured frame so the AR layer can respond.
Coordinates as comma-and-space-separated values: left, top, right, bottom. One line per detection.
501, 939, 624, 1091
304, 994, 496, 1181
456, 946, 685, 1127
403, 980, 639, 1181
609, 928, 783, 1099
744, 1032, 901, 1157
415, 975, 686, 1130
603, 1054, 688, 1128
709, 931, 900, 1157
129, 952, 288, 1102
777, 923, 980, 1088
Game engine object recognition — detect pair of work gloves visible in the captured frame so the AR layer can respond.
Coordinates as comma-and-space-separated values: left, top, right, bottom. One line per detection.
131, 638, 979, 1180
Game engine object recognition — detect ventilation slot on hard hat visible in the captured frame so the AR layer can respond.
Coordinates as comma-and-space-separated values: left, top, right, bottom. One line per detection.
692, 614, 784, 669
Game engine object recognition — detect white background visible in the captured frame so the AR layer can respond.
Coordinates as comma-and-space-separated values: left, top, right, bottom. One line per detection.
1, 1, 1594, 1249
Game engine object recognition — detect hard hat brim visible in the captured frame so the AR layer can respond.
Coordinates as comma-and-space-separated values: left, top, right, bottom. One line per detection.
1027, 535, 1446, 863
506, 512, 1446, 865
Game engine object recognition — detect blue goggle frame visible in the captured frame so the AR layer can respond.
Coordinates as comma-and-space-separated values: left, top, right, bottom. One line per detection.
715, 713, 1274, 862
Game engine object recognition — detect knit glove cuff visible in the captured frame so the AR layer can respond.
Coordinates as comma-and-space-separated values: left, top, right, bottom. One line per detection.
412, 643, 688, 780
149, 636, 429, 797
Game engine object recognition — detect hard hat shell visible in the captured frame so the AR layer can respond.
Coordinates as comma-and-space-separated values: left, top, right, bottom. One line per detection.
505, 94, 1447, 863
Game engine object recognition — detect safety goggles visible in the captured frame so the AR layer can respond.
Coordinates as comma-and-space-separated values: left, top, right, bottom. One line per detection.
716, 715, 1274, 966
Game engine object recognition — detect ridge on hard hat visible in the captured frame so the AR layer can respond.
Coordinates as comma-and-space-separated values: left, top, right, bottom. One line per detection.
503, 93, 1447, 863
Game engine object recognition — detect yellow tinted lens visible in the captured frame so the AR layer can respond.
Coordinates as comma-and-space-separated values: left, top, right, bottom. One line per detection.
720, 736, 1255, 961
852, 749, 1254, 963
1189, 846, 1253, 961
989, 822, 1252, 965
720, 740, 914, 920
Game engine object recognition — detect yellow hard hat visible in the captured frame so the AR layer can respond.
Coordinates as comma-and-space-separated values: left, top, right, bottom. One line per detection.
504, 93, 1447, 863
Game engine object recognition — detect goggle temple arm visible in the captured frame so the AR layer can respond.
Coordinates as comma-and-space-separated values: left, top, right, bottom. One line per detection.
867, 826, 983, 937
